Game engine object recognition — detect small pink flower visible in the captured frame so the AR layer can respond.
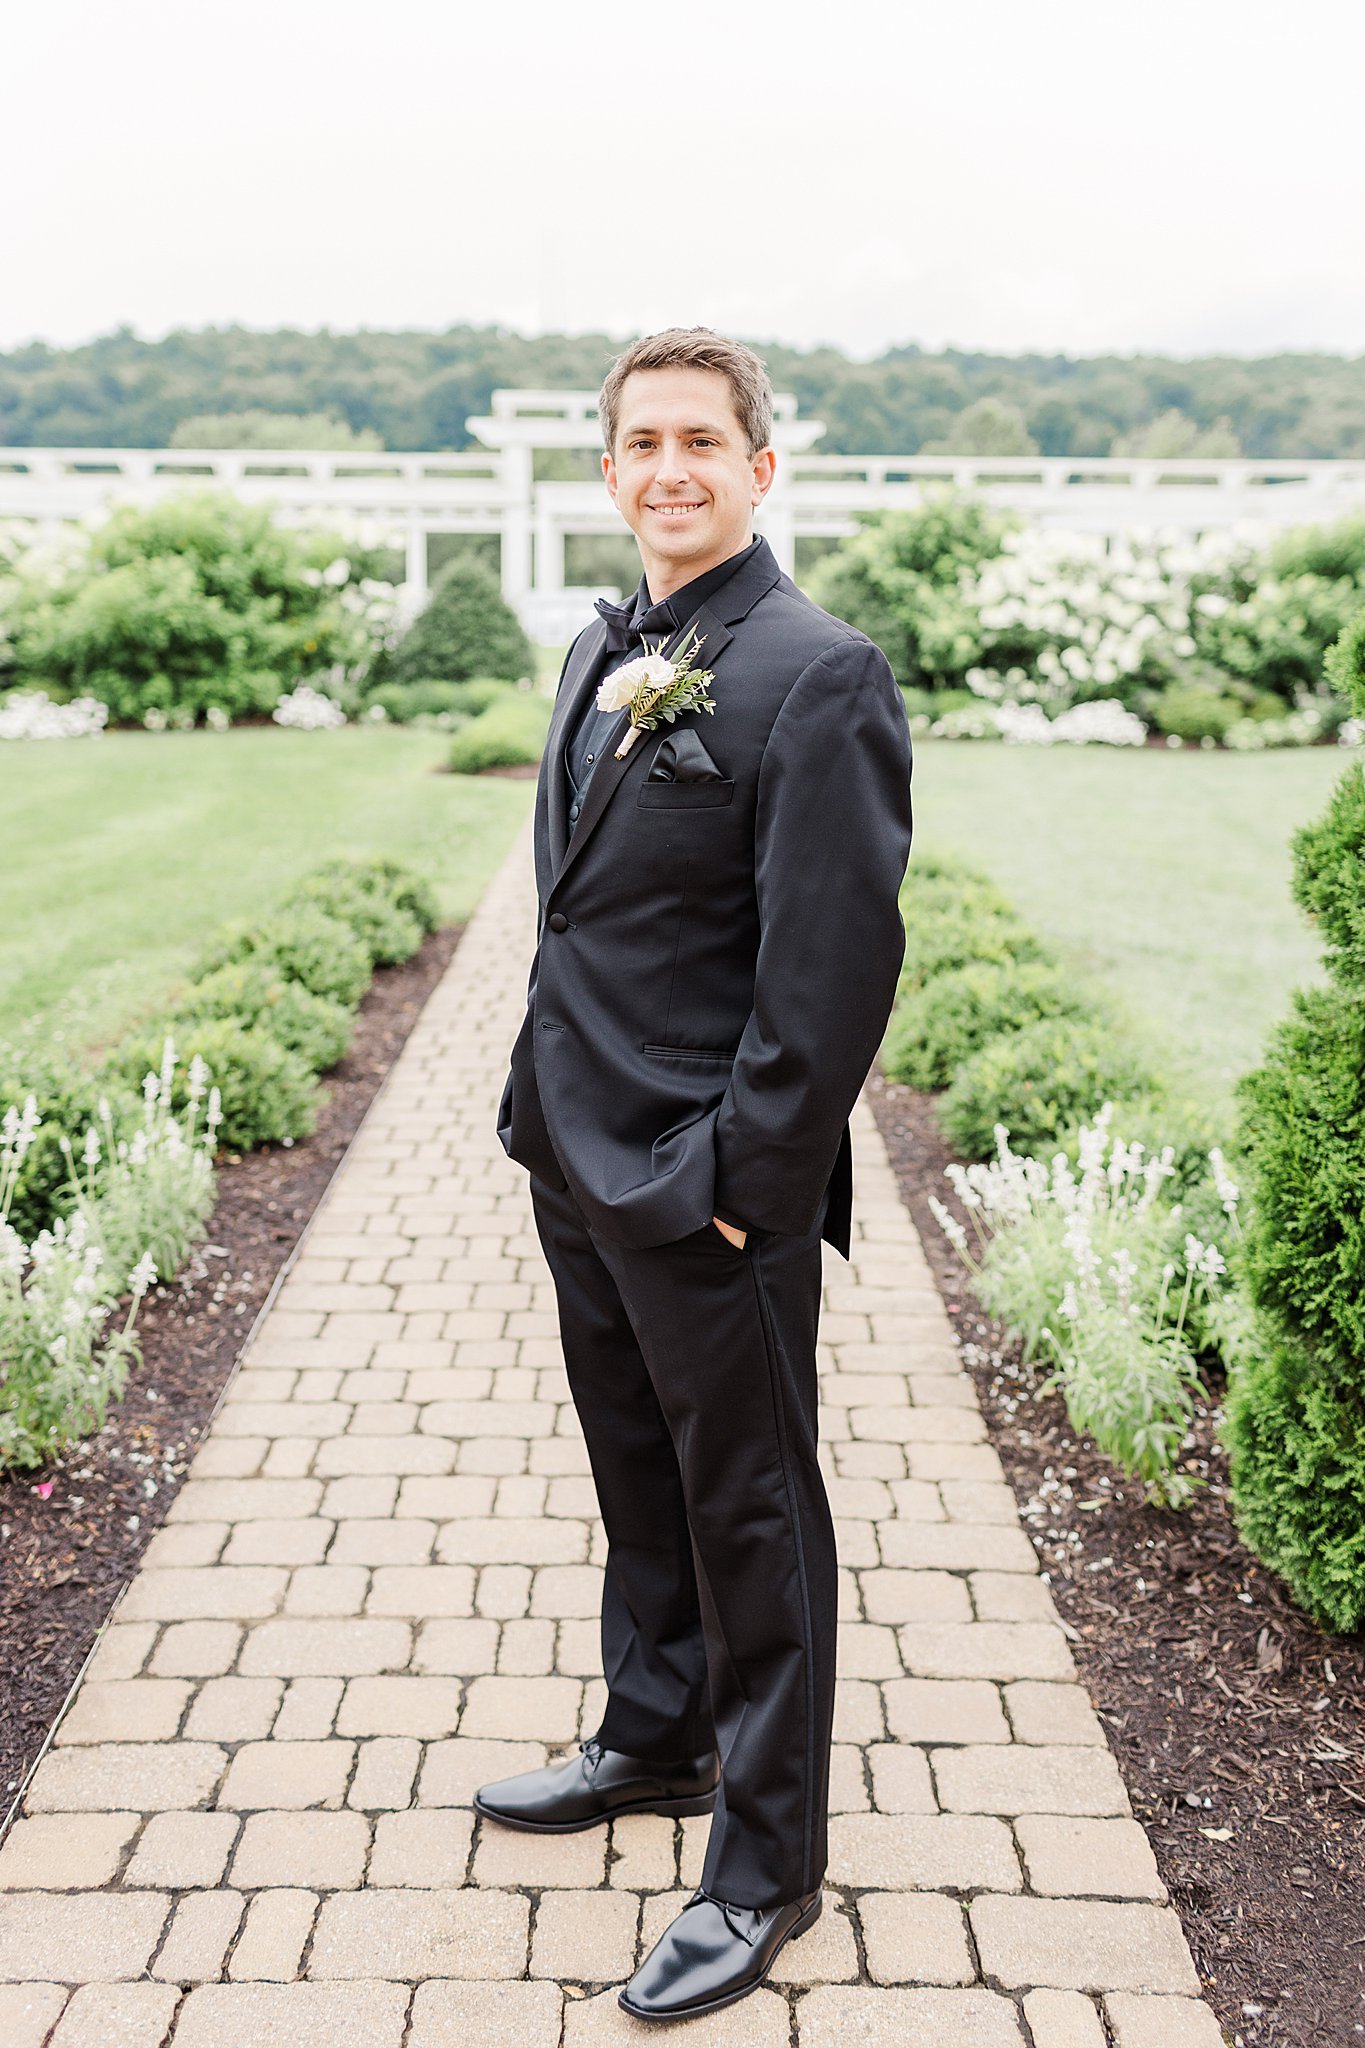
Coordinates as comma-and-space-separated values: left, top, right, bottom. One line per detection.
35, 1480, 54, 1500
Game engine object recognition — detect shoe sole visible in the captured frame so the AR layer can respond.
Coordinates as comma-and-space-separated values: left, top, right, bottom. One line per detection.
617, 1892, 823, 2021
471, 1789, 717, 1834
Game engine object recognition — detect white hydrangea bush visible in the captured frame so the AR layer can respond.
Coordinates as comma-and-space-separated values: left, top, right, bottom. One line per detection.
959, 523, 1260, 713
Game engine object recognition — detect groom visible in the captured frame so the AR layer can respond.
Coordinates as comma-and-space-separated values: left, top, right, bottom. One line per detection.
489, 326, 913, 2020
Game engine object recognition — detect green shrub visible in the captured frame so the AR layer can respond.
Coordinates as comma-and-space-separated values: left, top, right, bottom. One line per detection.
1196, 570, 1359, 707
1151, 681, 1243, 743
1289, 760, 1365, 981
940, 1014, 1160, 1160
192, 905, 372, 1009
883, 959, 1091, 1090
1055, 1087, 1232, 1201
1233, 983, 1365, 1378
337, 856, 440, 935
804, 497, 1008, 690
0, 1052, 140, 1242
281, 873, 423, 969
366, 675, 514, 724
171, 962, 353, 1073
389, 557, 534, 687
447, 691, 551, 773
102, 1020, 319, 1153
1223, 1335, 1365, 1634
900, 902, 1049, 993
366, 680, 473, 724
9, 494, 368, 725
1269, 515, 1365, 586
1221, 601, 1365, 1631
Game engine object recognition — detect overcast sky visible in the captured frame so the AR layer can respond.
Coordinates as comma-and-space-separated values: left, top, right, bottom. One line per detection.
6, 0, 1364, 361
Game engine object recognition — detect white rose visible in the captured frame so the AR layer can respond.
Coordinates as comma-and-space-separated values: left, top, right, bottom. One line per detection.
597, 652, 675, 712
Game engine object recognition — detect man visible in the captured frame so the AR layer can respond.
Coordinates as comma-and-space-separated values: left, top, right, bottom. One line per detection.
488, 327, 913, 2021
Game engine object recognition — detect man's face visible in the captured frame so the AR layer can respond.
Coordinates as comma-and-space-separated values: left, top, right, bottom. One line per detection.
602, 365, 776, 596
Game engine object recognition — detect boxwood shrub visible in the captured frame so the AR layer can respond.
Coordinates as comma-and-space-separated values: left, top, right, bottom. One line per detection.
447, 691, 552, 773
938, 1014, 1161, 1161
883, 958, 1092, 1091
102, 1018, 319, 1153
281, 872, 423, 968
0, 1051, 141, 1242
171, 961, 354, 1073
193, 904, 372, 1009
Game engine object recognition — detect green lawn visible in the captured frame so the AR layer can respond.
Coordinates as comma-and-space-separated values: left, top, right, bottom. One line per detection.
0, 726, 534, 1064
911, 739, 1347, 1105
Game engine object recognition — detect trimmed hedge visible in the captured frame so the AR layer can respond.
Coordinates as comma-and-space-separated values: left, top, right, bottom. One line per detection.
171, 962, 354, 1073
0, 1051, 141, 1243
883, 958, 1091, 1092
447, 691, 552, 773
193, 905, 373, 1010
103, 1018, 319, 1154
100, 856, 437, 1171
938, 1013, 1160, 1161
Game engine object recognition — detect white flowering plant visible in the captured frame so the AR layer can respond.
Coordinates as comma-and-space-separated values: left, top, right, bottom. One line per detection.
0, 1038, 221, 1469
959, 525, 1261, 717
930, 1103, 1237, 1507
0, 690, 110, 741
273, 681, 348, 729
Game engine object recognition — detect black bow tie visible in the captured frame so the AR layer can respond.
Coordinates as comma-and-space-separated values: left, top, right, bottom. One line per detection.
594, 593, 679, 656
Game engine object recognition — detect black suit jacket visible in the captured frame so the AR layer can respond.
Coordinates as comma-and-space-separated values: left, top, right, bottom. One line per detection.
496, 533, 914, 1259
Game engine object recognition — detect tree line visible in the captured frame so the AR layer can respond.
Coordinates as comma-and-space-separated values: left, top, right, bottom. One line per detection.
2, 321, 1363, 457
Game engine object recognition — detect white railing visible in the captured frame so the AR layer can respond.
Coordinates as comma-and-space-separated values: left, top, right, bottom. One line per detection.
5, 428, 1365, 640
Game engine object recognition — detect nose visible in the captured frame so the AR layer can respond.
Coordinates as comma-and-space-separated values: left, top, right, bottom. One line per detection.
654, 437, 691, 488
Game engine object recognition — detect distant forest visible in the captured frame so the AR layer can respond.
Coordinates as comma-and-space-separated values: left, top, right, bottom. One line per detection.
2, 322, 1364, 458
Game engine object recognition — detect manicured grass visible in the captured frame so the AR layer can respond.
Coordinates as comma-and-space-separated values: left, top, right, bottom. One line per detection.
0, 725, 534, 1063
912, 739, 1348, 1104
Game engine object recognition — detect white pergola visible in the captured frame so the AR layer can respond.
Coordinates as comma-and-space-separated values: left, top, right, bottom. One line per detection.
4, 391, 1365, 643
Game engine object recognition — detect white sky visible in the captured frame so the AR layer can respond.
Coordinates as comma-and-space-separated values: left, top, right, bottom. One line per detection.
6, 0, 1365, 360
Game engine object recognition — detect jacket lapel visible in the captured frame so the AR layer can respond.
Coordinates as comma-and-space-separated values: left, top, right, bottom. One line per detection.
544, 620, 608, 875
545, 534, 783, 898
548, 604, 732, 892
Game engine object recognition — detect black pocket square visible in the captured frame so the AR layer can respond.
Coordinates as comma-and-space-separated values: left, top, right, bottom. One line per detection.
646, 730, 726, 783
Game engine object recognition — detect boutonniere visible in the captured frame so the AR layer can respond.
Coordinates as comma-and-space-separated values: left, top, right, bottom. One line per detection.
596, 626, 718, 759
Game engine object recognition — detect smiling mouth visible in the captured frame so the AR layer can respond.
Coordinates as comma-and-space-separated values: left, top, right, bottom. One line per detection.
650, 502, 705, 518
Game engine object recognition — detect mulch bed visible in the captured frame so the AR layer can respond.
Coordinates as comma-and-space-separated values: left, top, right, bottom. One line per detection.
866, 1068, 1365, 2048
0, 920, 465, 1822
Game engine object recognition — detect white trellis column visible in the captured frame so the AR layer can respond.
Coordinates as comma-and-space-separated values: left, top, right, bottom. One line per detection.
500, 444, 534, 610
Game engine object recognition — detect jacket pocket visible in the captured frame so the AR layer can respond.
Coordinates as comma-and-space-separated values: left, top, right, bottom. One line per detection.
637, 779, 735, 809
642, 1042, 736, 1063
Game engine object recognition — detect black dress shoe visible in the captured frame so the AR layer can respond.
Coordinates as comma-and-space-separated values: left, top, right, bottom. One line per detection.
472, 1736, 719, 1833
619, 1886, 823, 2020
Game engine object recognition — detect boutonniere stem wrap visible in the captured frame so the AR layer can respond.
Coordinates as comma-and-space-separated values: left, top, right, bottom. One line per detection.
597, 627, 718, 759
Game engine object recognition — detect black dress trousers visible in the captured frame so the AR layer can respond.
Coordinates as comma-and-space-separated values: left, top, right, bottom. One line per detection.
528, 1166, 837, 1910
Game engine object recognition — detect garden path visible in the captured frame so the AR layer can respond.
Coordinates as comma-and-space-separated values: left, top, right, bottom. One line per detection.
0, 816, 1226, 2047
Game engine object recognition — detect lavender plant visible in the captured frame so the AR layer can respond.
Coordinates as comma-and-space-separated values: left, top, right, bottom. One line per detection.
0, 1038, 221, 1469
930, 1103, 1235, 1506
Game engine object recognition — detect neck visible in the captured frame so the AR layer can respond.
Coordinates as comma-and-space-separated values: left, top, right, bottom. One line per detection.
643, 529, 755, 604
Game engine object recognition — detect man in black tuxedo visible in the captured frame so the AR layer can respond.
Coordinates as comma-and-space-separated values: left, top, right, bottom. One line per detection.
485, 327, 913, 2020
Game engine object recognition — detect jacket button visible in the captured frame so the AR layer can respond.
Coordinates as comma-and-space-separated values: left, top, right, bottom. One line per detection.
547, 911, 569, 932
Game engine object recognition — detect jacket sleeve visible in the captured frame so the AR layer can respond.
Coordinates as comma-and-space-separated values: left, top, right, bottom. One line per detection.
711, 633, 913, 1236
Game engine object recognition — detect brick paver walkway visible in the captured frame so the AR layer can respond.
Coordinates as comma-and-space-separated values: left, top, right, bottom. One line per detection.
0, 817, 1227, 2046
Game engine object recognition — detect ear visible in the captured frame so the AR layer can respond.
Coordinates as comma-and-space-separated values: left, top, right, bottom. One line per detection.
751, 447, 777, 507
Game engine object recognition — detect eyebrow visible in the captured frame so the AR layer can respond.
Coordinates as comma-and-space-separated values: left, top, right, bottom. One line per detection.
621, 422, 730, 439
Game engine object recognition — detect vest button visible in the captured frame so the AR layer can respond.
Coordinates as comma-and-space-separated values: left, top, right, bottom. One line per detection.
547, 911, 570, 932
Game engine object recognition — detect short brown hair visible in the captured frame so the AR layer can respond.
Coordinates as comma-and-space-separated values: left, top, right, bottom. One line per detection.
598, 327, 774, 462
